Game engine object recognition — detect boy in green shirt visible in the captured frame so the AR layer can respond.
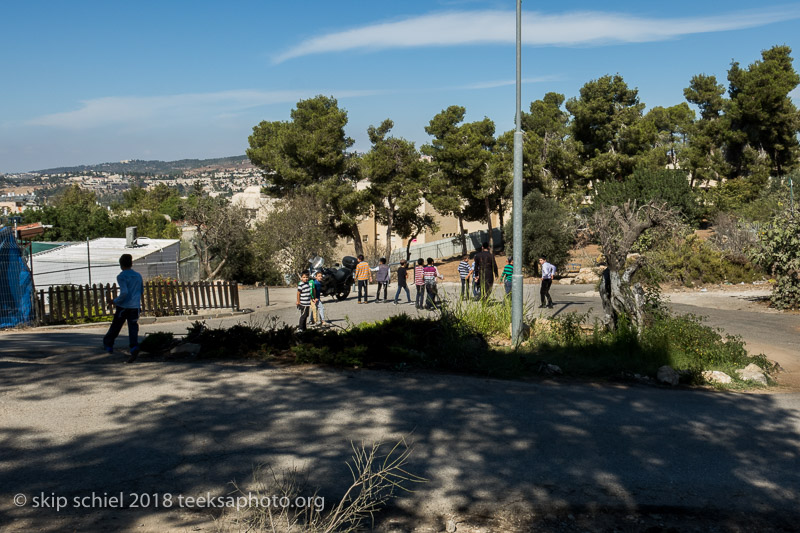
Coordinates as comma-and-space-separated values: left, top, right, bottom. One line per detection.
502, 258, 514, 297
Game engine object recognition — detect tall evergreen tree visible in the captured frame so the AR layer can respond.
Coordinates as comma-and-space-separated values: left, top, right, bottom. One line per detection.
566, 75, 655, 183
362, 119, 430, 259
247, 95, 370, 256
726, 45, 800, 179
683, 74, 730, 187
521, 92, 580, 194
422, 106, 498, 251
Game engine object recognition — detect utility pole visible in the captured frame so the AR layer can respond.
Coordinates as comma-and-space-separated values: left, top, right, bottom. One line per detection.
511, 0, 524, 344
87, 237, 92, 286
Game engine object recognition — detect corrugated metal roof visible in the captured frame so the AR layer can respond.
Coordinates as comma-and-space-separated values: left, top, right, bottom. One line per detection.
33, 237, 180, 264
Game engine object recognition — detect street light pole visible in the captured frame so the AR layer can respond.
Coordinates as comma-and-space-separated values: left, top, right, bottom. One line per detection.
511, 0, 524, 344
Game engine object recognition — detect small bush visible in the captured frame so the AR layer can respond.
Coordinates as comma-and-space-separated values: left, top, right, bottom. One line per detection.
184, 318, 296, 359
439, 294, 532, 340
752, 210, 800, 310
709, 213, 760, 262
216, 438, 425, 533
643, 313, 769, 376
139, 332, 175, 354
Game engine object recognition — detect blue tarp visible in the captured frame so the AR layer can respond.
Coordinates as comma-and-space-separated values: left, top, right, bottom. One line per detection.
0, 226, 33, 328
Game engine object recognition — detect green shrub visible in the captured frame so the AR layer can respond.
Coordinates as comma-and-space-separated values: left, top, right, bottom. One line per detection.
642, 234, 762, 286
707, 175, 793, 222
439, 295, 531, 340
184, 318, 295, 359
524, 310, 769, 383
141, 299, 769, 387
594, 168, 699, 222
139, 332, 175, 353
752, 210, 800, 310
642, 314, 769, 376
504, 190, 576, 275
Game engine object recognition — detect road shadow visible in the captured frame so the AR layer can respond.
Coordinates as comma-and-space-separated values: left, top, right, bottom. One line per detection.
1, 355, 799, 531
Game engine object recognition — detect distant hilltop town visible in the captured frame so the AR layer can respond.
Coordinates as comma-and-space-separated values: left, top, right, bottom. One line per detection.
0, 156, 265, 211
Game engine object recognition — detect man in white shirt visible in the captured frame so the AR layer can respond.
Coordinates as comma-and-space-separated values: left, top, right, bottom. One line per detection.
538, 257, 556, 308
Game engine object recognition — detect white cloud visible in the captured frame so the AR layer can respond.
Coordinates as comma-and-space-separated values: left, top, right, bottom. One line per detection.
274, 7, 800, 63
791, 87, 800, 101
455, 76, 562, 90
22, 78, 558, 131
25, 89, 380, 129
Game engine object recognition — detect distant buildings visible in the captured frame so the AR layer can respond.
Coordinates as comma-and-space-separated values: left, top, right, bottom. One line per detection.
0, 194, 40, 215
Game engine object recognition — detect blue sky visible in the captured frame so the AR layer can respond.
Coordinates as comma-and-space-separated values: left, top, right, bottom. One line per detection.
2, 0, 799, 173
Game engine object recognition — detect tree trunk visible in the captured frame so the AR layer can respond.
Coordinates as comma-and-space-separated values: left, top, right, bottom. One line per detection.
207, 257, 228, 281
405, 230, 423, 262
385, 205, 394, 261
485, 196, 495, 251
598, 267, 647, 336
351, 224, 364, 257
458, 215, 467, 256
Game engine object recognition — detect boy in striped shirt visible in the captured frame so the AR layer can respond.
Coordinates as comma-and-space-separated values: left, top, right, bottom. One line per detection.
423, 257, 444, 309
502, 258, 514, 297
296, 270, 312, 331
458, 255, 470, 299
414, 258, 426, 309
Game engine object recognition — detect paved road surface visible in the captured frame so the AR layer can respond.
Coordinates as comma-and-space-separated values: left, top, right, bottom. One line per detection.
1, 284, 799, 531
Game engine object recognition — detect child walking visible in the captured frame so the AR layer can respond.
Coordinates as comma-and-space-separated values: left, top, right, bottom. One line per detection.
423, 257, 444, 310
373, 257, 390, 302
393, 259, 412, 304
414, 258, 426, 309
502, 257, 514, 297
103, 253, 143, 363
458, 254, 471, 299
312, 271, 332, 327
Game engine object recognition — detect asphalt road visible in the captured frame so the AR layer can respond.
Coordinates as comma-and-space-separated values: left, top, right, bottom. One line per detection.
1, 284, 799, 531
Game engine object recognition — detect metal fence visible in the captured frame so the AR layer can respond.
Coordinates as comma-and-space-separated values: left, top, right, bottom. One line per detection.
388, 228, 503, 263
178, 256, 201, 282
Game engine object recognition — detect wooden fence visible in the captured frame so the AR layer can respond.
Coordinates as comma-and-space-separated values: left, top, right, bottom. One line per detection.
36, 280, 239, 324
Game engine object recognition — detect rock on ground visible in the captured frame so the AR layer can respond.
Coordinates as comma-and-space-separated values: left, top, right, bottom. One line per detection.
702, 370, 733, 384
736, 363, 769, 385
657, 365, 680, 386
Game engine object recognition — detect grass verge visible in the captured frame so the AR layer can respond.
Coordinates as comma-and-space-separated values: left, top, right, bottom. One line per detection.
143, 295, 773, 388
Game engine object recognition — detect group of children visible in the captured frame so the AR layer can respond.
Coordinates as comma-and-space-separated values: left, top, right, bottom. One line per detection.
296, 254, 556, 331
456, 254, 513, 300
296, 255, 446, 331
295, 270, 333, 331
354, 254, 444, 309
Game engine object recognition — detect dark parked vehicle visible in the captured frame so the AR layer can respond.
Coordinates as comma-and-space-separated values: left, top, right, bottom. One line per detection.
308, 256, 356, 300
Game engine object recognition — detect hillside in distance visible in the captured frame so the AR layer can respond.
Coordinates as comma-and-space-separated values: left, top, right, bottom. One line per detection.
35, 155, 253, 175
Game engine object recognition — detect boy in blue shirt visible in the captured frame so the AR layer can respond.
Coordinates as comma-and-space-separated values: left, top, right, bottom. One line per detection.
312, 271, 332, 327
103, 253, 144, 363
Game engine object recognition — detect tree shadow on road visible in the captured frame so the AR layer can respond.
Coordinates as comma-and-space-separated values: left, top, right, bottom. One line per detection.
1, 352, 799, 531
